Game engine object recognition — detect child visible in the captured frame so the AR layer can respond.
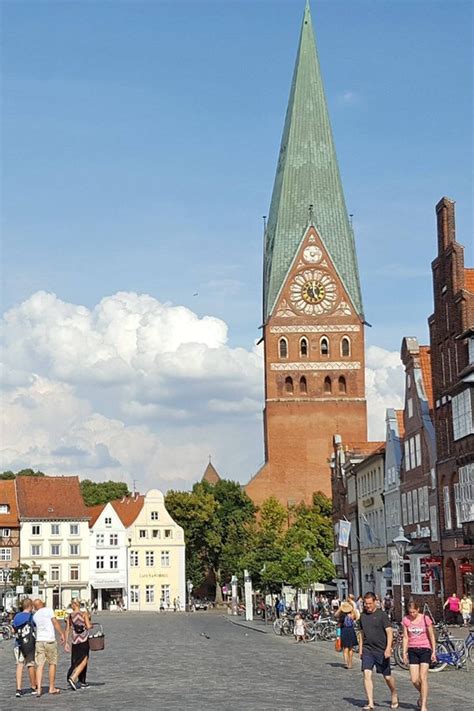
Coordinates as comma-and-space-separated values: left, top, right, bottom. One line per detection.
12, 598, 37, 698
294, 612, 305, 642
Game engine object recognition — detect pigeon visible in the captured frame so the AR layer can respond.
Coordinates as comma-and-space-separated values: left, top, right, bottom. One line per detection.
200, 632, 211, 639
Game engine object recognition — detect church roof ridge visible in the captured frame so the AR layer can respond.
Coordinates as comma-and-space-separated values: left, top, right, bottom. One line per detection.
264, 1, 363, 320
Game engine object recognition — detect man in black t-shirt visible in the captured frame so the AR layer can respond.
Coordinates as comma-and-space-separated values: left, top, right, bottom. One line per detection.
359, 592, 399, 710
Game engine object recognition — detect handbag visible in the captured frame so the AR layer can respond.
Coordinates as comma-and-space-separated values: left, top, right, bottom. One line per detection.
335, 635, 342, 652
88, 623, 105, 652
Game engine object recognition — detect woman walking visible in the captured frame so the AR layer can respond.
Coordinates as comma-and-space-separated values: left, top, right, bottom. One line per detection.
338, 601, 358, 669
402, 599, 436, 711
65, 599, 92, 690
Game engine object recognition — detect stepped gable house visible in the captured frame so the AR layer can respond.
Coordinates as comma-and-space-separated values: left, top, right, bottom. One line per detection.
428, 197, 474, 597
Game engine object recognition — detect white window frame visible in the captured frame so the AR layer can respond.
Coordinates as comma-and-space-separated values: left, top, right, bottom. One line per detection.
109, 555, 118, 569
151, 511, 159, 521
145, 585, 154, 603
145, 551, 155, 567
109, 534, 118, 546
50, 544, 61, 557
69, 565, 80, 582
32, 524, 41, 536
0, 548, 12, 561
96, 556, 105, 570
130, 585, 139, 604
51, 524, 60, 536
404, 441, 411, 471
410, 438, 416, 470
50, 565, 60, 582
401, 492, 407, 525
161, 550, 170, 567
408, 398, 413, 418
407, 490, 413, 525
96, 533, 104, 546
69, 543, 80, 556
452, 389, 474, 440
69, 524, 79, 536
415, 434, 421, 467
130, 550, 139, 567
443, 485, 452, 530
412, 489, 419, 523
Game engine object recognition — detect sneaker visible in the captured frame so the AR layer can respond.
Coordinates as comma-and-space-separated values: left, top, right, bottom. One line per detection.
15, 690, 22, 698
30, 688, 38, 695
67, 678, 77, 691
80, 683, 90, 689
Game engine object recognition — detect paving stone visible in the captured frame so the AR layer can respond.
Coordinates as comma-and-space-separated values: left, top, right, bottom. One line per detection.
0, 612, 472, 710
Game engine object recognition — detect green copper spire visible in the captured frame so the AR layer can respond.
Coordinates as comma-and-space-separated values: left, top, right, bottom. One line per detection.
264, 1, 363, 320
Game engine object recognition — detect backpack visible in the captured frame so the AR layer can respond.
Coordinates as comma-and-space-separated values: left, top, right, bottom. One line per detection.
16, 614, 36, 657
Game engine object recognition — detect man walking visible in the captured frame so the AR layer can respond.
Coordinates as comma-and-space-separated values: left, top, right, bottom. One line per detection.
359, 592, 398, 710
12, 598, 37, 697
33, 599, 65, 696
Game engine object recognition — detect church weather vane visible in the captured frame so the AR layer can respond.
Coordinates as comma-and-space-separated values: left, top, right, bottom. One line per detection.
308, 204, 314, 225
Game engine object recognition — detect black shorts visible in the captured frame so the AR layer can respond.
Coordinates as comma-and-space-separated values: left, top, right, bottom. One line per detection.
361, 650, 391, 676
408, 647, 432, 665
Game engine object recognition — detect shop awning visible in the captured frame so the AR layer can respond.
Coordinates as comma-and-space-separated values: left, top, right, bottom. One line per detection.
408, 542, 431, 554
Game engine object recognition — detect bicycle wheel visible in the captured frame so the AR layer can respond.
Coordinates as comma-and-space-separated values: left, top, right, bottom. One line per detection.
468, 643, 474, 665
393, 641, 409, 670
322, 624, 337, 641
273, 619, 283, 635
305, 622, 316, 642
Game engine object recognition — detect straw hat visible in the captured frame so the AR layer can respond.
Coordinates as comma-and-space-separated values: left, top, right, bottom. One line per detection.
340, 601, 353, 613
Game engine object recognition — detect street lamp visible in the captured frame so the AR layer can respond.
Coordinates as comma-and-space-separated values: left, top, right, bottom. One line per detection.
303, 551, 314, 612
393, 526, 410, 619
186, 579, 193, 612
2, 567, 11, 609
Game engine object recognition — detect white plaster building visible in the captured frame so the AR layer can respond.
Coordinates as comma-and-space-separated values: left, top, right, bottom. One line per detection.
16, 476, 90, 609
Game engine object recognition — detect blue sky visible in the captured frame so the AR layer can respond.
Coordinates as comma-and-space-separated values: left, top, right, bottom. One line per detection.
0, 1, 472, 488
2, 0, 472, 351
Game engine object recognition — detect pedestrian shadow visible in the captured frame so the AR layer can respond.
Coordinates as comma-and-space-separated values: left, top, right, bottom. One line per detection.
326, 661, 347, 668
343, 699, 415, 709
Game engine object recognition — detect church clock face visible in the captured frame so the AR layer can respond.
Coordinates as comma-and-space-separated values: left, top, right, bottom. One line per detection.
290, 270, 337, 314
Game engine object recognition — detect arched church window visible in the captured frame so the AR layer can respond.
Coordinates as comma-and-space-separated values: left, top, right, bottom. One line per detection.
300, 337, 308, 358
341, 337, 351, 357
324, 376, 332, 394
320, 337, 329, 356
285, 376, 294, 394
339, 376, 347, 393
299, 376, 307, 394
279, 338, 288, 359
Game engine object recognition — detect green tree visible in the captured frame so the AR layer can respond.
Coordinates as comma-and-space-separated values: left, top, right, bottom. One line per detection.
10, 563, 46, 593
0, 469, 46, 479
241, 496, 287, 591
80, 480, 130, 506
166, 480, 256, 604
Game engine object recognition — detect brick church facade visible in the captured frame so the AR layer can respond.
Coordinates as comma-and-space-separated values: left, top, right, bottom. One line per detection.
246, 3, 367, 507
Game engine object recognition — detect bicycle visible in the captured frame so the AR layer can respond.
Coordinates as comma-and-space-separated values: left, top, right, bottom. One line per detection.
0, 622, 14, 640
431, 623, 474, 672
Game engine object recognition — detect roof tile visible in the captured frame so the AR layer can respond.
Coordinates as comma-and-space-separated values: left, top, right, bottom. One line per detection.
16, 476, 89, 520
0, 480, 20, 527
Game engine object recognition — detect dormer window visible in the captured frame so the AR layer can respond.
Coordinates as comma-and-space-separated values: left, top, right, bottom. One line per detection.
0, 504, 9, 514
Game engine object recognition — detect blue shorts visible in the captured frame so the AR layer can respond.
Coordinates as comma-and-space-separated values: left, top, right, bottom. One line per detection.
361, 650, 391, 676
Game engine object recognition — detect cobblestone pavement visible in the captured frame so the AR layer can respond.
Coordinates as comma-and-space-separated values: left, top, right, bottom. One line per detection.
0, 612, 472, 711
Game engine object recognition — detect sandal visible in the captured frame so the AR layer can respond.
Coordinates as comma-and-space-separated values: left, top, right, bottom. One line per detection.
390, 700, 399, 709
362, 706, 374, 710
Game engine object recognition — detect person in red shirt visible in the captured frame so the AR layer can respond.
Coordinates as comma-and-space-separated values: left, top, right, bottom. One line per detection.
402, 599, 436, 711
443, 592, 461, 626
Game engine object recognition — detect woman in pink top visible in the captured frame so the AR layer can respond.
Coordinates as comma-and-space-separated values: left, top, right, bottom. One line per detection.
402, 600, 436, 711
443, 592, 461, 626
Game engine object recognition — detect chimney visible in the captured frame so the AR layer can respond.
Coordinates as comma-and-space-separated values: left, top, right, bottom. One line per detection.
436, 197, 456, 253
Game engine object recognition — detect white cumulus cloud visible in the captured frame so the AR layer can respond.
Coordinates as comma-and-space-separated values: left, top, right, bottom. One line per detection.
1, 291, 405, 490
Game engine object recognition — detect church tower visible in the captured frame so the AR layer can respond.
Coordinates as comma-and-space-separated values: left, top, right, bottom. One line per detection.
246, 2, 367, 507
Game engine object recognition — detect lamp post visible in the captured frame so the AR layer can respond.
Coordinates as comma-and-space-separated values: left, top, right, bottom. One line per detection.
1, 567, 10, 609
303, 551, 314, 612
186, 579, 193, 612
393, 526, 410, 620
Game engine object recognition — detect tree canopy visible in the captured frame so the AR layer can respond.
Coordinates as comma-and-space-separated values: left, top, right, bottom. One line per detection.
0, 469, 46, 479
80, 479, 130, 506
166, 484, 335, 601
